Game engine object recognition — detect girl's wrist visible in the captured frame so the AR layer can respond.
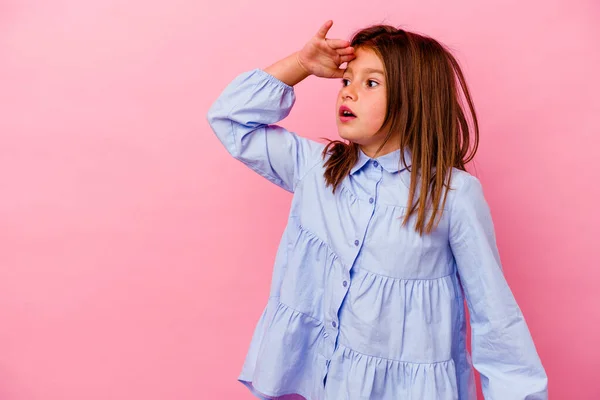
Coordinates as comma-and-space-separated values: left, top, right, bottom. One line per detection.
295, 52, 311, 76
264, 52, 311, 87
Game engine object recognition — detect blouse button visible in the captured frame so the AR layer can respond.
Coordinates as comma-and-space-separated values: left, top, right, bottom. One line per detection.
373, 161, 379, 168
343, 280, 348, 287
369, 197, 374, 204
332, 321, 337, 328
354, 240, 359, 246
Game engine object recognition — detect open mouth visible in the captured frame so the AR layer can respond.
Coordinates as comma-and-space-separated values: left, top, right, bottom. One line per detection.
339, 106, 356, 120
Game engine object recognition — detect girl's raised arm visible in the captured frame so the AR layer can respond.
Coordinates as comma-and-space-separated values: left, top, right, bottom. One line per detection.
206, 20, 355, 192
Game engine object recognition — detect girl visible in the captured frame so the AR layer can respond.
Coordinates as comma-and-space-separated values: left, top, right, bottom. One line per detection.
207, 20, 548, 400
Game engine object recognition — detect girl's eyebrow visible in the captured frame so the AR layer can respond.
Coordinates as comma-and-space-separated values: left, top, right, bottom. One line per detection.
344, 67, 384, 75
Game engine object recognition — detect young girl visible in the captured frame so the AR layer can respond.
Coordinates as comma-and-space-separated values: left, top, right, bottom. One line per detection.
207, 20, 548, 400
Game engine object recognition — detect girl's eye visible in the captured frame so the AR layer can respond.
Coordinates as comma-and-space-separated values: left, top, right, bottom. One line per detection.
341, 79, 379, 87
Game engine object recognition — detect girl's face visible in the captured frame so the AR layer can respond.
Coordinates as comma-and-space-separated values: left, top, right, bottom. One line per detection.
336, 47, 396, 157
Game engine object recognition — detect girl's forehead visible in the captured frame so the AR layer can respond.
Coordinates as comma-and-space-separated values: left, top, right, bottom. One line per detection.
346, 48, 384, 72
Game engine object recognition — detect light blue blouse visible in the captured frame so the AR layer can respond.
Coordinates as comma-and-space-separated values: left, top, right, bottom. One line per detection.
206, 68, 548, 400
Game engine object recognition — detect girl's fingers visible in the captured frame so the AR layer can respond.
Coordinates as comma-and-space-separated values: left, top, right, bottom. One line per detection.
316, 20, 333, 39
327, 38, 351, 50
329, 68, 345, 79
336, 46, 355, 55
339, 54, 356, 63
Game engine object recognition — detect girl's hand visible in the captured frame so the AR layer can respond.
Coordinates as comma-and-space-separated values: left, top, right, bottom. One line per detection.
296, 20, 356, 79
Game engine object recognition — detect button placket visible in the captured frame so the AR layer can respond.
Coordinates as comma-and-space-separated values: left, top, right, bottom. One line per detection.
329, 167, 383, 361
323, 158, 386, 380
323, 258, 352, 360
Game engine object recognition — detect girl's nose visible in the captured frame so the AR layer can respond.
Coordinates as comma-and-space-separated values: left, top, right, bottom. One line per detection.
342, 86, 356, 100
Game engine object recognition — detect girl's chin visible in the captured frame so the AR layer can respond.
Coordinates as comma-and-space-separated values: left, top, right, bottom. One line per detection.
337, 131, 364, 143
338, 134, 356, 142
336, 127, 355, 139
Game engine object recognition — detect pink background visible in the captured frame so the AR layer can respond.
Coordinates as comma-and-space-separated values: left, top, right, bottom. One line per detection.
1, 0, 599, 399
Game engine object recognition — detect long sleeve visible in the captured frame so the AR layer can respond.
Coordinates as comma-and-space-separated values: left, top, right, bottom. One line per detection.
449, 174, 548, 399
206, 68, 324, 193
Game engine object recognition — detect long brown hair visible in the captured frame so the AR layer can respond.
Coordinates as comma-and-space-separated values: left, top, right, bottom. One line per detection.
322, 25, 479, 235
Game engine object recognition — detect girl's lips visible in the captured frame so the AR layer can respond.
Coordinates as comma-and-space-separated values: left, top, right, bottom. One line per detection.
339, 105, 357, 122
339, 105, 356, 117
339, 115, 357, 123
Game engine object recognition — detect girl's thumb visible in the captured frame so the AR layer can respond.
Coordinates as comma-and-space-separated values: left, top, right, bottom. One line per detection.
329, 68, 344, 79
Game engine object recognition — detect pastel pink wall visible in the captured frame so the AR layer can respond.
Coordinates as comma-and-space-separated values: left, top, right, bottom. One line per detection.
1, 0, 598, 399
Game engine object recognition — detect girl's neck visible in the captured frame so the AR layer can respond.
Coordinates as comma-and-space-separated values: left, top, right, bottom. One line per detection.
359, 142, 400, 159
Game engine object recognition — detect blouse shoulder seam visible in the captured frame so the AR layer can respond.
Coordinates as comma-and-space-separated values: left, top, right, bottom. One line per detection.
294, 148, 325, 191
449, 171, 474, 229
